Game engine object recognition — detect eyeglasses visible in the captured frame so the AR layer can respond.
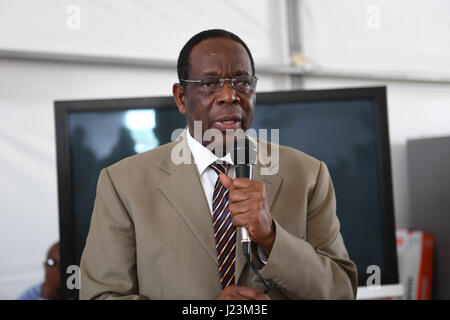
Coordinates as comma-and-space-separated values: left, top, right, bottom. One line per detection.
180, 75, 258, 93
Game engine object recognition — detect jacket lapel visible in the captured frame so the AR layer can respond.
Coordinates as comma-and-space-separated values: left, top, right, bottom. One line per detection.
157, 133, 219, 265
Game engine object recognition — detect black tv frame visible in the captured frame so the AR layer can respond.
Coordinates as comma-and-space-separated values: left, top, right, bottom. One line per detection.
54, 86, 398, 299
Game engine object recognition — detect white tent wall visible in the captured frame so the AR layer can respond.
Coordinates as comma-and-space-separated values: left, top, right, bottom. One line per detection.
0, 0, 290, 64
300, 0, 450, 75
0, 0, 290, 299
299, 0, 450, 229
1, 0, 449, 299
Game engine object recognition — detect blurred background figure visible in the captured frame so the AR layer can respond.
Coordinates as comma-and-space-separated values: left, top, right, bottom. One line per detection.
17, 242, 61, 300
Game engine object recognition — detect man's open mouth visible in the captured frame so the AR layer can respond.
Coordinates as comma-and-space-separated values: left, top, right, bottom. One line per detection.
212, 116, 242, 130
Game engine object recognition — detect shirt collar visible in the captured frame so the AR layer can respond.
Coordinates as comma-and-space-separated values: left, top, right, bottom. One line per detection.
186, 129, 234, 176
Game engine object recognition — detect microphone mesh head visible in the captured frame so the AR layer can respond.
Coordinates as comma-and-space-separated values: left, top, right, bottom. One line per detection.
232, 137, 257, 165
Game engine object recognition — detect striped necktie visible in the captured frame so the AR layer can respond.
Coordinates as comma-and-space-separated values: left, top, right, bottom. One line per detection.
209, 161, 236, 289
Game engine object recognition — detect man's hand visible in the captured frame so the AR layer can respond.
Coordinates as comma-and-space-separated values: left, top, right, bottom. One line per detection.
217, 285, 270, 300
220, 174, 275, 254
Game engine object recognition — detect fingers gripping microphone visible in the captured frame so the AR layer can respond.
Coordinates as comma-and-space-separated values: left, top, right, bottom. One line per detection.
232, 137, 256, 247
233, 138, 271, 293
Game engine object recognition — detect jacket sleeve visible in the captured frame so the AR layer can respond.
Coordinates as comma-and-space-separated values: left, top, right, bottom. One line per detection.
79, 168, 148, 300
260, 161, 358, 299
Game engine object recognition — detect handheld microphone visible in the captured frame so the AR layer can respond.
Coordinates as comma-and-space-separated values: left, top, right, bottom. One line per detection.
232, 137, 271, 293
232, 137, 257, 247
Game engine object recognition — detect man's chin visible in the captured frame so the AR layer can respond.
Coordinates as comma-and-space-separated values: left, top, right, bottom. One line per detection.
200, 126, 247, 155
203, 135, 235, 157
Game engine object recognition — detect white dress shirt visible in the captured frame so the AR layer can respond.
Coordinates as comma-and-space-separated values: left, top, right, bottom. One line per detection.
186, 130, 268, 264
186, 130, 235, 214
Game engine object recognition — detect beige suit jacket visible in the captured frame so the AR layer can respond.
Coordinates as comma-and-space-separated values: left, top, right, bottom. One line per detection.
80, 132, 358, 300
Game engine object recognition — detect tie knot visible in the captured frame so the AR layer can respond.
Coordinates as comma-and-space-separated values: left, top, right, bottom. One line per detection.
209, 161, 229, 175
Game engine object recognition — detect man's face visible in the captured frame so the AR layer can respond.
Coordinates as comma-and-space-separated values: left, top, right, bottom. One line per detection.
174, 38, 255, 149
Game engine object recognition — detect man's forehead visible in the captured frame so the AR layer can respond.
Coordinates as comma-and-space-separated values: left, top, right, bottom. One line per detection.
192, 37, 247, 54
189, 38, 252, 74
195, 57, 251, 75
47, 244, 60, 257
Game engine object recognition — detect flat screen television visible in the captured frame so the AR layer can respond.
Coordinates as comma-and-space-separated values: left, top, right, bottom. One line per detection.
54, 86, 401, 299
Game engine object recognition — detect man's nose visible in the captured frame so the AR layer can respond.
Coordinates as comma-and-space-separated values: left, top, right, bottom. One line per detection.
216, 80, 240, 104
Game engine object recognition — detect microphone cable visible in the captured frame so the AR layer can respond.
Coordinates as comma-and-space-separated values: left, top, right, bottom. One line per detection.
242, 241, 271, 294
232, 137, 271, 294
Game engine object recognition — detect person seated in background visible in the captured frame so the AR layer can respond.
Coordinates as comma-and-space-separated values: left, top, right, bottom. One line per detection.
18, 242, 61, 300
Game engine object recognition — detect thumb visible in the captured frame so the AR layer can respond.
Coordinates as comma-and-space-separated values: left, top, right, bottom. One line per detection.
219, 173, 233, 189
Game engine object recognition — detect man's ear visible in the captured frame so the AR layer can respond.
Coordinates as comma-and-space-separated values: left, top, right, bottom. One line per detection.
173, 83, 187, 115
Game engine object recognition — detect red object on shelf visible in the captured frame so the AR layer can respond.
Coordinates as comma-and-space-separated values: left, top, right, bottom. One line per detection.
396, 228, 434, 300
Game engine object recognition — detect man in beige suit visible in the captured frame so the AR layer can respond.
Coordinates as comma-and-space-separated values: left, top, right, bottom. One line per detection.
80, 29, 357, 300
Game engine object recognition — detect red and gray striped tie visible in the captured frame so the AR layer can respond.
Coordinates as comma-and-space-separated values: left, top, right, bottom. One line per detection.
210, 161, 236, 289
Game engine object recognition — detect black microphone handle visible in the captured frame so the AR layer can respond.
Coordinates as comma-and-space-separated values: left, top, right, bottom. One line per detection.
235, 164, 252, 179
235, 164, 253, 243
234, 163, 270, 293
